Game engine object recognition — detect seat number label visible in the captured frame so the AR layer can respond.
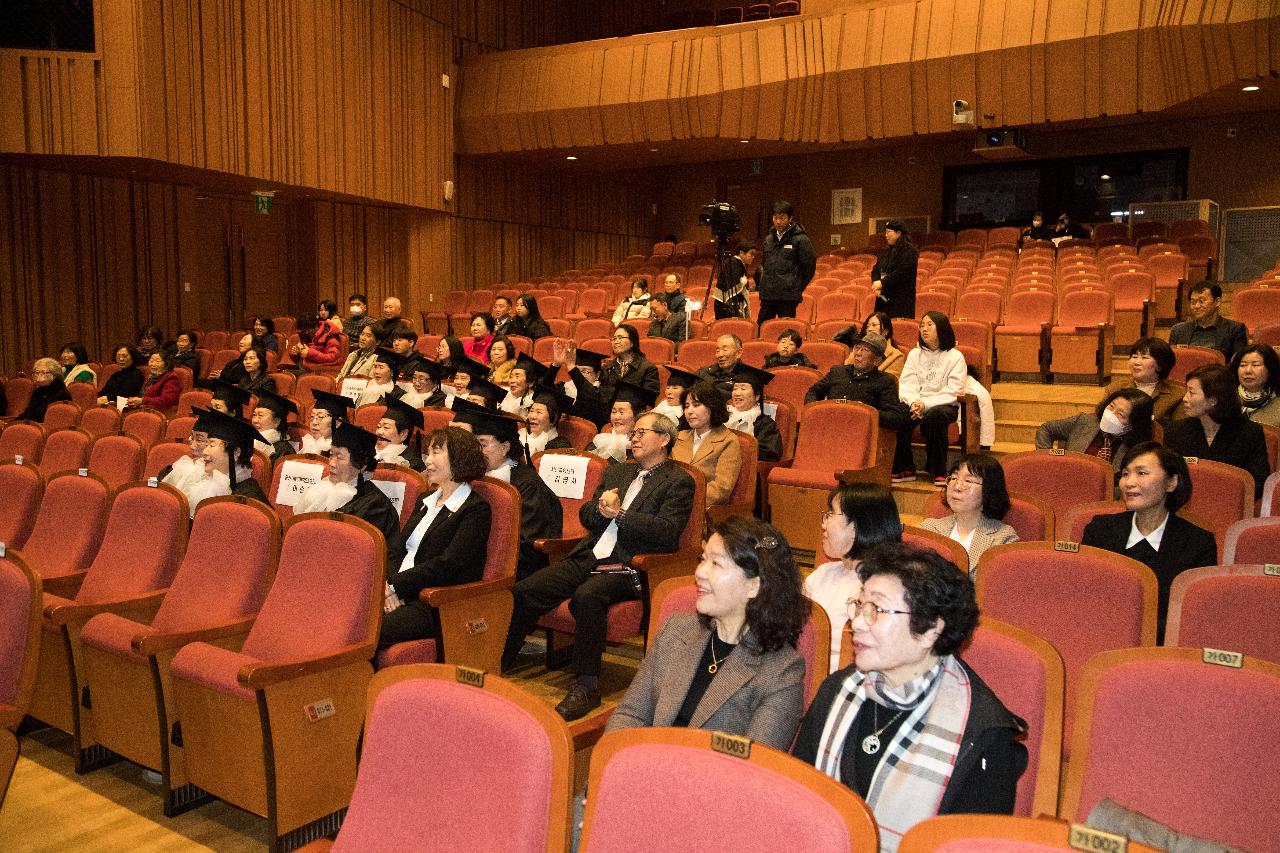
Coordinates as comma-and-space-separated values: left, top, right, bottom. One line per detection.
466, 618, 488, 635
1202, 648, 1243, 668
710, 731, 751, 759
456, 666, 485, 687
304, 699, 335, 722
1068, 825, 1127, 852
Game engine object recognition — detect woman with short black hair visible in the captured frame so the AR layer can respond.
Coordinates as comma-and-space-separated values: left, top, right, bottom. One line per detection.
918, 452, 1019, 574
1036, 386, 1154, 473
1165, 363, 1270, 498
1233, 343, 1280, 427
97, 345, 145, 405
57, 342, 96, 385
1102, 337, 1183, 425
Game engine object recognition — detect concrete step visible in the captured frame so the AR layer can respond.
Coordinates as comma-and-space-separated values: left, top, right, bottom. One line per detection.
995, 419, 1041, 446
994, 397, 1095, 421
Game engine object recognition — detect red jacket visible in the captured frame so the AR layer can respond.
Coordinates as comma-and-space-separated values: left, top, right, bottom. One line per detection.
141, 370, 182, 410
304, 324, 343, 367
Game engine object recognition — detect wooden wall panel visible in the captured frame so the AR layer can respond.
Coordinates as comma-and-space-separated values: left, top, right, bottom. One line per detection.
458, 0, 1280, 155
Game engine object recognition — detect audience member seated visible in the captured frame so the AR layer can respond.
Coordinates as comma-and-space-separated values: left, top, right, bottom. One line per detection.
251, 389, 299, 460
290, 313, 343, 371
58, 341, 96, 385
436, 335, 467, 381
396, 359, 451, 409
236, 346, 276, 397
458, 406, 562, 581
450, 356, 490, 400
379, 426, 492, 649
697, 334, 745, 396
762, 329, 816, 369
672, 382, 742, 506
463, 312, 496, 363
136, 325, 165, 359
387, 325, 425, 382
1039, 387, 1152, 475
136, 351, 182, 411
647, 292, 688, 343
804, 332, 914, 481
586, 380, 653, 463
792, 542, 1027, 841
655, 365, 697, 424
337, 324, 379, 382
295, 421, 401, 545
835, 312, 904, 376
523, 385, 573, 455
726, 363, 783, 462
203, 377, 250, 417
607, 515, 808, 747
1019, 210, 1055, 244
499, 353, 543, 418
807, 482, 903, 673
662, 271, 687, 316
342, 292, 374, 341
918, 453, 1019, 575
900, 312, 968, 485
485, 335, 516, 386
168, 330, 200, 377
554, 343, 609, 427
612, 278, 653, 324
17, 357, 72, 422
1168, 282, 1248, 363
215, 333, 260, 386
1103, 337, 1184, 425
375, 396, 425, 470
602, 325, 660, 395
97, 344, 145, 405
502, 410, 696, 720
194, 408, 271, 509
461, 375, 507, 409
871, 220, 920, 319
250, 315, 279, 355
1052, 211, 1091, 241
355, 349, 403, 406
301, 389, 353, 455
1165, 363, 1269, 498
490, 294, 516, 337
159, 411, 211, 491
507, 295, 552, 340
1234, 344, 1280, 427
371, 295, 407, 341
1081, 442, 1217, 642
315, 298, 343, 336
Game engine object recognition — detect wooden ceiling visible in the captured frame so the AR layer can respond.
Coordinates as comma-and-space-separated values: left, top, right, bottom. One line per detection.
458, 0, 1280, 163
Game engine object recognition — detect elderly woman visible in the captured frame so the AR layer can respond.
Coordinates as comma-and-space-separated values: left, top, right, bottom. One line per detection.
170, 330, 201, 377
725, 363, 783, 462
134, 351, 182, 411
608, 516, 810, 746
374, 396, 424, 470
18, 357, 73, 422
899, 312, 968, 485
918, 452, 1019, 573
294, 422, 400, 545
58, 342, 97, 385
463, 312, 496, 364
587, 381, 653, 463
1035, 387, 1153, 473
793, 542, 1027, 850
355, 349, 403, 407
1234, 343, 1280, 427
1102, 337, 1184, 425
523, 386, 573, 454
397, 359, 451, 410
250, 390, 298, 460
97, 345, 145, 405
808, 482, 903, 673
1082, 442, 1216, 642
300, 389, 353, 455
185, 408, 271, 515
486, 336, 517, 386
379, 426, 492, 648
499, 353, 544, 419
1165, 363, 1270, 499
672, 382, 742, 506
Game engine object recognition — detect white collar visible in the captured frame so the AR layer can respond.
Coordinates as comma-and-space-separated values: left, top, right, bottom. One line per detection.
1126, 511, 1170, 551
431, 481, 472, 513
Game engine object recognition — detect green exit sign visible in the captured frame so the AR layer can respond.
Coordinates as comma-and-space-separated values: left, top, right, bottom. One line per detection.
252, 191, 274, 214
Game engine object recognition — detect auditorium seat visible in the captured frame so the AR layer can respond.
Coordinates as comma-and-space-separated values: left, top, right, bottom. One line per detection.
1165, 564, 1280, 665
1233, 285, 1280, 337
1264, 471, 1280, 517
800, 342, 849, 374
1001, 451, 1114, 539
1060, 647, 1280, 853
143, 441, 190, 480
353, 402, 386, 433
994, 290, 1054, 379
0, 421, 45, 463
67, 382, 99, 410
1221, 517, 1280, 565
580, 727, 878, 853
163, 415, 197, 442
900, 524, 970, 576
921, 491, 1054, 544
739, 340, 775, 367
1182, 457, 1253, 559
267, 453, 328, 523
900, 815, 1161, 853
1058, 499, 1125, 544
368, 464, 428, 530
0, 550, 41, 809
1048, 289, 1114, 384
41, 401, 81, 434
36, 425, 92, 477
764, 367, 820, 419
87, 434, 145, 489
674, 339, 717, 370
709, 317, 755, 342
170, 513, 384, 852
78, 406, 121, 439
707, 429, 758, 524
2, 377, 33, 418
177, 389, 212, 416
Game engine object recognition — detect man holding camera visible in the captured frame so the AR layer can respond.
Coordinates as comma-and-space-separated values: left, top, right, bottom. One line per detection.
754, 201, 816, 323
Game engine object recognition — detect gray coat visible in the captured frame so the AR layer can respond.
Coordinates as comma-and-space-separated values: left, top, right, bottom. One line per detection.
918, 514, 1020, 577
1035, 413, 1133, 474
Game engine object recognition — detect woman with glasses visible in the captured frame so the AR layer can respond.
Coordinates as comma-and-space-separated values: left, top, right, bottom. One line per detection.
918, 452, 1019, 574
807, 482, 903, 673
600, 323, 659, 396
793, 542, 1027, 848
17, 357, 72, 422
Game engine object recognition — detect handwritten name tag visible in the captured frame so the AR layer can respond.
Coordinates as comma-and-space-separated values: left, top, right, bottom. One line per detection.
275, 459, 326, 507
1068, 825, 1127, 853
1202, 648, 1243, 668
371, 479, 407, 515
339, 377, 369, 404
539, 454, 589, 500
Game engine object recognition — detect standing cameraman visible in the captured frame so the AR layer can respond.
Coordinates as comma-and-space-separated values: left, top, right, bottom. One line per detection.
755, 201, 816, 323
713, 241, 753, 320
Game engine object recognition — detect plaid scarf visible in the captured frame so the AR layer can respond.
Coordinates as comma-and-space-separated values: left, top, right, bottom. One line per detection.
814, 655, 971, 852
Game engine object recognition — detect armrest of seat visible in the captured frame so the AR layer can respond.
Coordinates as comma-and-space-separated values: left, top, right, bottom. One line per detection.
41, 570, 88, 600
133, 615, 257, 656
422, 577, 516, 673
836, 427, 896, 487
569, 706, 616, 752
45, 589, 167, 629
237, 641, 377, 690
633, 547, 700, 593
534, 534, 585, 564
419, 575, 514, 607
0, 703, 24, 731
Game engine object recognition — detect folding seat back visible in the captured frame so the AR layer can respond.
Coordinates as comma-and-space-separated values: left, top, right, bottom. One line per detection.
1001, 451, 1114, 538
961, 619, 1064, 818
79, 406, 121, 438
899, 814, 1163, 852
538, 295, 565, 320
739, 340, 774, 368
37, 428, 92, 478
3, 377, 34, 417
369, 464, 429, 529
709, 318, 755, 342
268, 454, 329, 522
176, 389, 212, 417
801, 342, 850, 374
18, 472, 111, 593
466, 288, 495, 314
555, 414, 597, 451
202, 330, 229, 351
420, 407, 456, 434
914, 289, 953, 318
1061, 648, 1280, 853
41, 401, 81, 434
0, 421, 45, 463
572, 317, 612, 344
813, 292, 858, 325
0, 463, 42, 549
1176, 233, 1216, 262
73, 483, 189, 606
269, 371, 296, 397
1165, 564, 1280, 665
999, 290, 1055, 330
0, 549, 42, 724
1233, 286, 1280, 335
325, 665, 573, 853
674, 339, 717, 370
900, 525, 970, 577
708, 430, 758, 522
353, 403, 385, 433
172, 367, 194, 393
441, 290, 468, 314
986, 226, 1021, 248
955, 290, 1002, 325
955, 228, 987, 249
811, 319, 854, 342
1221, 517, 1280, 565
1182, 458, 1253, 553
576, 288, 608, 317
144, 441, 192, 479
293, 373, 336, 407
581, 728, 878, 853
1167, 344, 1224, 384
1131, 221, 1167, 242
761, 367, 818, 421
67, 382, 99, 410
975, 542, 1156, 747
210, 349, 240, 374
87, 434, 145, 489
163, 415, 196, 442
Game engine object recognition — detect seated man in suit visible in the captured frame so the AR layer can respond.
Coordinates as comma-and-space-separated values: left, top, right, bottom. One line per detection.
502, 411, 696, 720
1168, 281, 1248, 363
696, 334, 744, 396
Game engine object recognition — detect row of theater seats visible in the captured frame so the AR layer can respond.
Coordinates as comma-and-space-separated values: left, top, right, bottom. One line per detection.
658, 1, 801, 32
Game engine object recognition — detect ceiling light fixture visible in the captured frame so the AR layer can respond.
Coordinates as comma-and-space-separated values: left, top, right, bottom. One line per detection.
1242, 85, 1260, 92
1100, 173, 1111, 180
566, 155, 578, 160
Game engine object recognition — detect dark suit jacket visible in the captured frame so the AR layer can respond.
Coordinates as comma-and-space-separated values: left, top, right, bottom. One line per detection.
1081, 510, 1217, 639
567, 459, 695, 569
232, 476, 269, 505
602, 355, 660, 395
387, 488, 491, 601
805, 367, 908, 429
338, 477, 402, 549
607, 613, 805, 750
1164, 415, 1269, 498
509, 463, 563, 579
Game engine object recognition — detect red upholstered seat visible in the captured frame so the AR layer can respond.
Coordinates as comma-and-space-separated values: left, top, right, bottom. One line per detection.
1221, 517, 1280, 565
1264, 471, 1280, 517
800, 342, 849, 374
921, 490, 1053, 543
0, 463, 43, 549
1061, 648, 1280, 853
17, 471, 111, 597
1048, 289, 1114, 383
994, 290, 1054, 377
88, 433, 145, 489
709, 318, 756, 342
900, 814, 1163, 852
813, 292, 859, 325
1165, 564, 1280, 665
3, 377, 34, 418
0, 421, 45, 463
764, 367, 820, 419
267, 453, 329, 522
674, 339, 716, 370
1001, 451, 1114, 539
581, 728, 878, 853
1058, 499, 1125, 544
37, 428, 91, 478
163, 415, 196, 442
1167, 345, 1223, 384
353, 403, 385, 433
1182, 458, 1253, 559
78, 406, 121, 438
1232, 286, 1280, 336
41, 401, 81, 434
143, 442, 191, 480
955, 290, 1002, 325
739, 340, 775, 368
0, 550, 42, 730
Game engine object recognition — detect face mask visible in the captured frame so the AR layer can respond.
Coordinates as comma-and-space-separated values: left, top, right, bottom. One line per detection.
349, 306, 365, 317
1099, 408, 1128, 436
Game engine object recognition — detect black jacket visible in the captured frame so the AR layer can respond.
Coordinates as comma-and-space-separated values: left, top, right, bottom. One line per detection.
18, 378, 72, 423
872, 240, 920, 319
232, 476, 270, 505
756, 223, 817, 303
100, 367, 144, 402
239, 373, 277, 397
792, 659, 1027, 817
509, 463, 564, 580
805, 366, 909, 429
752, 414, 783, 462
510, 315, 552, 340
565, 371, 610, 429
696, 362, 739, 397
387, 488, 491, 601
338, 477, 403, 549
601, 355, 660, 396
1164, 416, 1270, 498
648, 313, 688, 343
565, 459, 695, 569
171, 349, 201, 378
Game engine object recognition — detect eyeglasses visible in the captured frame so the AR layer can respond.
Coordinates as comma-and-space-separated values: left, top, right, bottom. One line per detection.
846, 598, 911, 625
820, 510, 843, 523
628, 427, 657, 441
946, 476, 983, 488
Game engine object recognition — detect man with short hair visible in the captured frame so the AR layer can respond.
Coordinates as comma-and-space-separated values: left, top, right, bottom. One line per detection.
502, 411, 696, 720
491, 295, 515, 336
647, 292, 688, 343
371, 296, 407, 341
755, 201, 816, 322
662, 272, 687, 317
1168, 282, 1248, 362
387, 325, 424, 383
336, 324, 380, 381
697, 334, 743, 396
343, 293, 374, 340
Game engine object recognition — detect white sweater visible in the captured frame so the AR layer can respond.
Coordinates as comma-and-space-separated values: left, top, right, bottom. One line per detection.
898, 346, 967, 410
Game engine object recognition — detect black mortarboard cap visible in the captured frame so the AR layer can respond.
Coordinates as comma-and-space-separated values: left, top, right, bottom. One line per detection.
731, 362, 776, 393
468, 409, 523, 445
254, 388, 298, 421
373, 347, 406, 376
663, 366, 702, 391
532, 383, 571, 422
382, 395, 425, 432
412, 357, 452, 382
452, 356, 489, 381
512, 353, 549, 385
331, 421, 379, 461
610, 378, 658, 411
311, 388, 354, 421
464, 376, 507, 408
572, 348, 606, 371
201, 407, 268, 458
201, 377, 251, 412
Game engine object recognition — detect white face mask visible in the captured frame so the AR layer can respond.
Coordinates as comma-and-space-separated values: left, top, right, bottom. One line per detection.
349, 306, 365, 317
1099, 408, 1128, 436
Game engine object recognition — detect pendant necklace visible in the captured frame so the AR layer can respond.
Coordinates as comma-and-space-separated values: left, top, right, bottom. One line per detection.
708, 633, 727, 674
861, 703, 906, 755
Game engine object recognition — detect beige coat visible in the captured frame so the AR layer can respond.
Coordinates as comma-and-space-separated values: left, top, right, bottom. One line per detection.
672, 425, 742, 505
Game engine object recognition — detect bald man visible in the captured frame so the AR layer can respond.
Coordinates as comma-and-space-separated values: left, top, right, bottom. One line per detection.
372, 296, 409, 342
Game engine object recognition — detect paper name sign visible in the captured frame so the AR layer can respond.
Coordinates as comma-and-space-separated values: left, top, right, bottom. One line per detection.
116, 396, 128, 411
339, 377, 369, 403
762, 401, 778, 418
371, 479, 407, 515
539, 454, 590, 500
275, 460, 326, 507
1068, 825, 1126, 853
